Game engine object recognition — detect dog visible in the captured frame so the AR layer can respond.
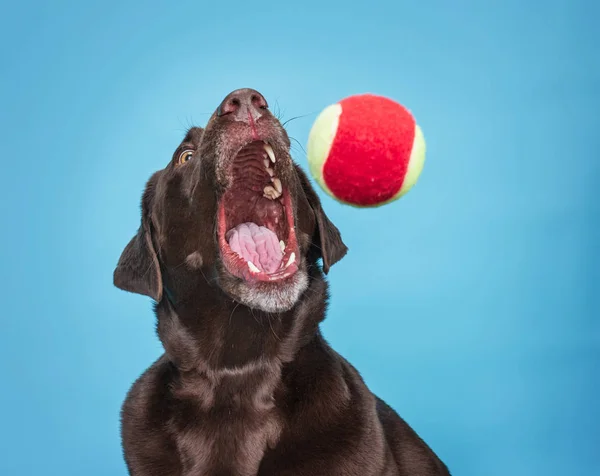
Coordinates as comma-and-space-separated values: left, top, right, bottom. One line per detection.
114, 88, 450, 475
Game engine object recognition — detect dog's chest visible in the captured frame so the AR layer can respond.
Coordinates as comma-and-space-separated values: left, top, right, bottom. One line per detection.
172, 395, 282, 476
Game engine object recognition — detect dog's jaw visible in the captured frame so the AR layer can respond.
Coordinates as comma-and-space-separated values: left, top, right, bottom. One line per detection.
203, 105, 311, 313
218, 260, 310, 313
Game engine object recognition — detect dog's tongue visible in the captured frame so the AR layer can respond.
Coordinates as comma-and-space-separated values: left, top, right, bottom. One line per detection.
226, 222, 283, 274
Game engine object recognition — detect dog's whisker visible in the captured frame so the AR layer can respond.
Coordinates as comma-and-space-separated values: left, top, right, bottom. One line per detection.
197, 266, 216, 286
250, 308, 263, 327
267, 314, 281, 341
282, 112, 316, 127
289, 137, 307, 157
229, 301, 242, 329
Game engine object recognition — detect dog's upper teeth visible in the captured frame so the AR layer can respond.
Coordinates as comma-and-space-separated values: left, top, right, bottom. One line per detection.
263, 142, 276, 163
266, 167, 274, 177
247, 261, 260, 273
263, 159, 270, 168
279, 240, 285, 252
271, 177, 282, 193
285, 252, 295, 268
263, 185, 281, 200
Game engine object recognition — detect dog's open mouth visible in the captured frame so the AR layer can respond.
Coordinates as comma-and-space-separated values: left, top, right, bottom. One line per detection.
218, 141, 299, 283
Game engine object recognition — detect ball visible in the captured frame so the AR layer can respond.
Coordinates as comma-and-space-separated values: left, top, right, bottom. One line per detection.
306, 94, 426, 207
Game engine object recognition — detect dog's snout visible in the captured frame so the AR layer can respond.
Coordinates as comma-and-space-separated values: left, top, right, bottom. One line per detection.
217, 88, 268, 123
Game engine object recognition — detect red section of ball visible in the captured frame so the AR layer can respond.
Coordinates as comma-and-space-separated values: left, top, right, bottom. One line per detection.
322, 94, 416, 206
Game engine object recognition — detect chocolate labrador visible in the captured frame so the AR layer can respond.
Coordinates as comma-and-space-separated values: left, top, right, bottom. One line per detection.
114, 88, 450, 476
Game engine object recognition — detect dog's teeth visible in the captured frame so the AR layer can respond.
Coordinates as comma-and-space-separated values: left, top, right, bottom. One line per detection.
263, 185, 281, 199
266, 167, 274, 177
271, 177, 282, 193
280, 240, 285, 252
285, 252, 296, 268
263, 142, 276, 163
247, 261, 260, 273
263, 159, 270, 168
264, 185, 277, 199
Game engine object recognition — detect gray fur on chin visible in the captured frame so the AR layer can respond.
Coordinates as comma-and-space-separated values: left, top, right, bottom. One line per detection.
227, 269, 309, 313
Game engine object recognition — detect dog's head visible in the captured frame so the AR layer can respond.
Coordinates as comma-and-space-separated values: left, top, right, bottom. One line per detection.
114, 88, 347, 313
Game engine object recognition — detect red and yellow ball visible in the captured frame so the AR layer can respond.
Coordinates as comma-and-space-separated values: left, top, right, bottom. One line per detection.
307, 94, 426, 207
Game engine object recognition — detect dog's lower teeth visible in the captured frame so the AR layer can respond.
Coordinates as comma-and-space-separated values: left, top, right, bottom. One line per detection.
247, 261, 260, 273
280, 240, 285, 252
285, 252, 295, 268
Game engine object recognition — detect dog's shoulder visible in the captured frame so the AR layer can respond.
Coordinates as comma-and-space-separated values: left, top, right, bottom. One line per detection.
375, 397, 451, 475
121, 354, 175, 429
120, 355, 184, 473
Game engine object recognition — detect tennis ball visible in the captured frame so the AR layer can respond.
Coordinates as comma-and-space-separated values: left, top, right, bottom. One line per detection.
306, 94, 426, 207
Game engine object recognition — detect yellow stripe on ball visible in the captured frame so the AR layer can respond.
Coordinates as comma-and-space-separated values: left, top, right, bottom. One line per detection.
397, 124, 426, 197
306, 103, 342, 199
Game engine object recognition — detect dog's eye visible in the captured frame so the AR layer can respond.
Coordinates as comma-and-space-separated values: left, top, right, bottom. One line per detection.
177, 150, 194, 165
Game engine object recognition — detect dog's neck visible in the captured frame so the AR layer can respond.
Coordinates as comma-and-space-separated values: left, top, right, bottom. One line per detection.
155, 267, 329, 377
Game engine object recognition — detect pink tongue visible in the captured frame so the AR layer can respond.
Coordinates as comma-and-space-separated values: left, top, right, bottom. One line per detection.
226, 223, 283, 274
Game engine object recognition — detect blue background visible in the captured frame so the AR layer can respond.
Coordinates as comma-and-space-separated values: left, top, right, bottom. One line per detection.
1, 0, 598, 474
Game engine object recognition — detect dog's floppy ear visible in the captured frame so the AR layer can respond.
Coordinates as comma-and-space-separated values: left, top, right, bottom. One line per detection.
113, 175, 163, 301
295, 165, 348, 274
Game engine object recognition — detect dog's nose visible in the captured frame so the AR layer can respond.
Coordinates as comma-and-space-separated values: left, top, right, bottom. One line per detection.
217, 88, 268, 123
